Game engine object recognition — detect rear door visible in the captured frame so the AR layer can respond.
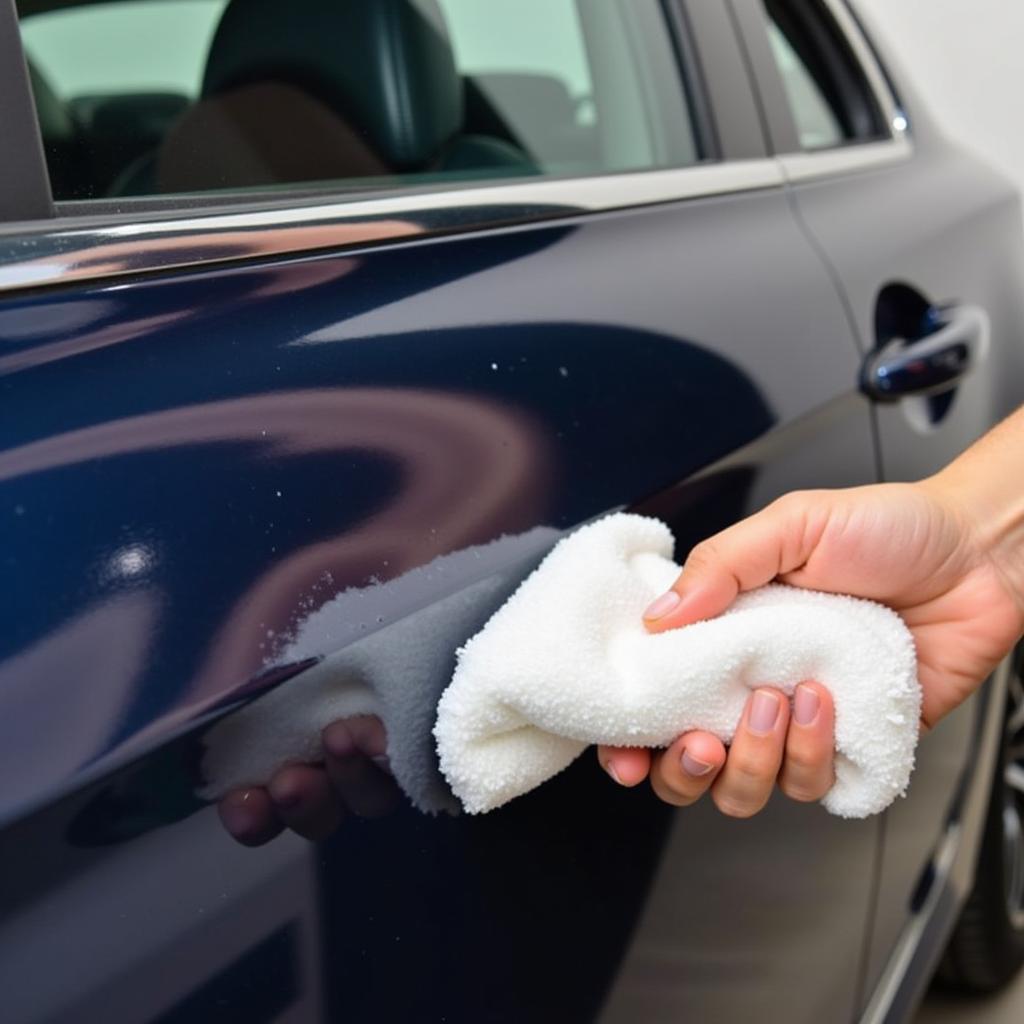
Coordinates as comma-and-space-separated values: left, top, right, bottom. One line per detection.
1, 2, 883, 1021
729, 0, 1024, 1012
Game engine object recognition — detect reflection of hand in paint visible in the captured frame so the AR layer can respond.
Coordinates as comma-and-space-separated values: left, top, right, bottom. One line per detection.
217, 715, 399, 845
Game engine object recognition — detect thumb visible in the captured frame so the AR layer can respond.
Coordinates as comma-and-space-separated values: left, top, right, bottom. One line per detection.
642, 493, 819, 633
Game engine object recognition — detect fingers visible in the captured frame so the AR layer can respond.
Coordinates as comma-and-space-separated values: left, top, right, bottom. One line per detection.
323, 717, 400, 817
218, 716, 400, 847
217, 787, 285, 847
642, 492, 824, 633
267, 763, 344, 841
597, 745, 652, 787
711, 688, 790, 818
778, 681, 835, 802
607, 685, 837, 818
649, 731, 727, 806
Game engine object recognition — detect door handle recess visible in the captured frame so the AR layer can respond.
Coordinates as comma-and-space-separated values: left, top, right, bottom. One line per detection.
861, 304, 989, 402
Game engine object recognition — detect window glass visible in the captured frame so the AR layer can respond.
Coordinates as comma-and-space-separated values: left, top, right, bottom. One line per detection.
763, 0, 886, 151
440, 0, 598, 171
766, 21, 842, 150
441, 0, 593, 103
16, 0, 699, 206
21, 1, 225, 100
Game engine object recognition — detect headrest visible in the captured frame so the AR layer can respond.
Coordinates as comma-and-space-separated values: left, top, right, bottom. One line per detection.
156, 82, 390, 193
202, 0, 462, 169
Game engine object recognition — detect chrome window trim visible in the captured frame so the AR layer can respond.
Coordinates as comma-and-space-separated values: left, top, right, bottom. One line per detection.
0, 159, 784, 295
773, 0, 913, 183
778, 135, 912, 182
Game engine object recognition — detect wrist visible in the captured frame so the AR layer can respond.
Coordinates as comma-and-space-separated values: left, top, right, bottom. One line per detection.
925, 454, 1024, 612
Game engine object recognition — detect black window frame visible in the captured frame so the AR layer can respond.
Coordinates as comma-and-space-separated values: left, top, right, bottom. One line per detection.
0, 0, 53, 221
728, 0, 894, 156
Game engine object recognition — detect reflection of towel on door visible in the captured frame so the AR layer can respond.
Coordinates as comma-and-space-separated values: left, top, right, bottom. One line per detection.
199, 527, 560, 813
434, 513, 921, 819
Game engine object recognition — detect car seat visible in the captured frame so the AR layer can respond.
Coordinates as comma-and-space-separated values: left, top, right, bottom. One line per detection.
113, 0, 534, 196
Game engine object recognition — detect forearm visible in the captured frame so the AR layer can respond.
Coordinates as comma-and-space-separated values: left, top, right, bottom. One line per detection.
926, 404, 1024, 607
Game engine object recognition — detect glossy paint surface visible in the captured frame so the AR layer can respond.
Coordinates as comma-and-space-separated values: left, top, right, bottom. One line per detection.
789, 141, 1024, 1009
4, 0, 1022, 1017
0, 179, 891, 1024
0, 189, 855, 825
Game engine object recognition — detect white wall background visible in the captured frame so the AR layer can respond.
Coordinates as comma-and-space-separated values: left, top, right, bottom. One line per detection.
856, 0, 1024, 199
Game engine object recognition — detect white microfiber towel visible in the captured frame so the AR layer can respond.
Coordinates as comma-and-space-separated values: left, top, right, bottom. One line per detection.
434, 513, 921, 818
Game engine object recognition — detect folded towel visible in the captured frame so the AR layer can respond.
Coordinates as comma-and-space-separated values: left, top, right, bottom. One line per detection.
434, 513, 921, 818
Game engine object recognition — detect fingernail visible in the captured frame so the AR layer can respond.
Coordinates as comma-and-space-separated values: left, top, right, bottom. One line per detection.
605, 761, 624, 785
270, 785, 300, 809
794, 684, 820, 726
371, 754, 393, 775
323, 722, 355, 758
221, 793, 257, 835
643, 591, 681, 621
681, 750, 713, 776
749, 690, 781, 734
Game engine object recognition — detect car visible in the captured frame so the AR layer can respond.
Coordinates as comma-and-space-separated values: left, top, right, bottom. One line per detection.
1, 0, 1023, 1021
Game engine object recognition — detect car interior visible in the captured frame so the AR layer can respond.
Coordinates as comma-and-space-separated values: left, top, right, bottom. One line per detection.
18, 0, 625, 202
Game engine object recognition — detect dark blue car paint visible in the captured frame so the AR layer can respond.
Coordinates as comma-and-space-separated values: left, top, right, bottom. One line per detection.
3, 3, 1024, 1021
0, 177, 892, 1022
0, 188, 858, 825
787, 142, 1024, 1009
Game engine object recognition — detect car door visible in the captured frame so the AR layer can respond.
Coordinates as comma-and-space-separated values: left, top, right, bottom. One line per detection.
1, 2, 885, 1022
729, 0, 1024, 1015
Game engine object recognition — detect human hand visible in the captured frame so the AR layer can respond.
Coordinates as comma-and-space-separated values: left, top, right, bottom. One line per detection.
600, 473, 1024, 817
217, 715, 399, 845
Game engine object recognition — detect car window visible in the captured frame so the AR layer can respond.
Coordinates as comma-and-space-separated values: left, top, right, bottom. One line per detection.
20, 0, 225, 100
765, 20, 843, 149
762, 0, 886, 151
16, 0, 700, 205
441, 0, 595, 120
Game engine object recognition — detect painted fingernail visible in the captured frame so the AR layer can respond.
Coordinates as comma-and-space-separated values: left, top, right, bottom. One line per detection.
749, 690, 781, 734
681, 750, 714, 777
605, 761, 624, 785
794, 684, 820, 726
643, 591, 681, 621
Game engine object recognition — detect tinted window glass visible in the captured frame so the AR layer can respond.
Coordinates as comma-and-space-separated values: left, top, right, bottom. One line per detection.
17, 0, 699, 204
442, 0, 598, 173
766, 20, 843, 149
21, 0, 224, 100
763, 0, 886, 151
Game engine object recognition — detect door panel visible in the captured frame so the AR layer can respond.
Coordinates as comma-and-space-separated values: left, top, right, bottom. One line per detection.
726, 0, 1024, 1001
600, 399, 881, 1024
1, 186, 880, 1021
786, 143, 1024, 1003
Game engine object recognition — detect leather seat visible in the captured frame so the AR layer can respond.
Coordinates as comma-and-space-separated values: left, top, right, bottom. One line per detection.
127, 0, 533, 195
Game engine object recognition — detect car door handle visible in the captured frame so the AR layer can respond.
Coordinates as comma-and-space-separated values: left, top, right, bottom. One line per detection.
861, 304, 989, 402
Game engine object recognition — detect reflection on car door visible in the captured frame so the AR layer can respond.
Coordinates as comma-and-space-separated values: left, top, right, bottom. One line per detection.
0, 174, 888, 1024
0, 4, 893, 1023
